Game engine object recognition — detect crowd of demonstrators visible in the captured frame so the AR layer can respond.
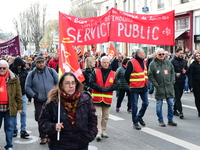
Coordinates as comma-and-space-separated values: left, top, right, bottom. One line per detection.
38, 72, 97, 150
90, 56, 118, 142
115, 58, 132, 113
188, 52, 200, 117
171, 48, 188, 119
125, 48, 149, 130
10, 57, 30, 138
0, 60, 22, 150
148, 48, 177, 127
25, 56, 58, 144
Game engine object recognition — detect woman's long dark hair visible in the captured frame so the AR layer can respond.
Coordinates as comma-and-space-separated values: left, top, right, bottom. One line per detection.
47, 72, 84, 103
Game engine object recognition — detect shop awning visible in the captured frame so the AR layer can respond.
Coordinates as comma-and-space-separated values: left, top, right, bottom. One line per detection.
175, 30, 187, 39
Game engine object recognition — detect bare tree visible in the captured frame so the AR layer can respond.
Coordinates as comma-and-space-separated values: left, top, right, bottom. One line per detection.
13, 11, 30, 51
28, 2, 47, 52
69, 1, 97, 18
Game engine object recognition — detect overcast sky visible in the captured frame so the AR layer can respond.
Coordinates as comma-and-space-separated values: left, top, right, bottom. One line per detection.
0, 0, 71, 33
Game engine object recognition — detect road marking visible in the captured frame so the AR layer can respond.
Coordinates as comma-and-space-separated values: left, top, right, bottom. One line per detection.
89, 145, 98, 150
149, 98, 196, 109
109, 114, 124, 121
14, 135, 38, 144
142, 127, 200, 150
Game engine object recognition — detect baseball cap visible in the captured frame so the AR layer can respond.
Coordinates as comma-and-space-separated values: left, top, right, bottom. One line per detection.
35, 56, 45, 62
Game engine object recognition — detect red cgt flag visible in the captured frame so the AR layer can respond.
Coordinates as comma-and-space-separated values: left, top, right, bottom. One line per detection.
108, 43, 118, 60
59, 12, 85, 82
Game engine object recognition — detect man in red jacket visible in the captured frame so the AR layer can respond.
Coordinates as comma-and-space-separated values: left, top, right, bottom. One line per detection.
48, 53, 58, 71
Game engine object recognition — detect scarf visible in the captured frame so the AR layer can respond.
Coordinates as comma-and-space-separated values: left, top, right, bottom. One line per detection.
60, 91, 81, 126
0, 71, 9, 104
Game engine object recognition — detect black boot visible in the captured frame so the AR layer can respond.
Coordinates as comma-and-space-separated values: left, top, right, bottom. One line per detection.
20, 131, 30, 138
13, 130, 18, 137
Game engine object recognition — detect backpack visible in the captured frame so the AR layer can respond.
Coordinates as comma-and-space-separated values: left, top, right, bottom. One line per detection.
31, 67, 54, 79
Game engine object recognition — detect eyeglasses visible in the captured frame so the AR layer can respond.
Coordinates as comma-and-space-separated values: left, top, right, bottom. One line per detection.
64, 81, 76, 86
195, 55, 200, 57
0, 67, 6, 70
158, 53, 165, 56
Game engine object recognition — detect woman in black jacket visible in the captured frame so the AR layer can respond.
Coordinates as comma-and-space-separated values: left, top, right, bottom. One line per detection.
39, 72, 97, 150
188, 52, 200, 117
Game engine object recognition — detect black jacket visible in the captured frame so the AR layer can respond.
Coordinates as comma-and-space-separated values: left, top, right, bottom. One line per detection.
188, 61, 200, 89
82, 68, 94, 92
39, 91, 97, 150
171, 56, 188, 83
10, 57, 28, 95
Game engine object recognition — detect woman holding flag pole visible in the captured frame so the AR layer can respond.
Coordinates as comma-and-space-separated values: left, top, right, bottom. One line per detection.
39, 72, 97, 150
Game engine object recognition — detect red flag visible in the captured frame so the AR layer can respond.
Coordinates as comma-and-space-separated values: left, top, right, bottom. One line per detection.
59, 12, 85, 82
108, 43, 118, 60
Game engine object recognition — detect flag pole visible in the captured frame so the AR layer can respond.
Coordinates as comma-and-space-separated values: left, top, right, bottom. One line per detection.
57, 88, 61, 141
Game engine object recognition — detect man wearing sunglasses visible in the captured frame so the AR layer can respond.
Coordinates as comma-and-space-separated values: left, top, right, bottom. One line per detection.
148, 48, 177, 127
0, 60, 23, 150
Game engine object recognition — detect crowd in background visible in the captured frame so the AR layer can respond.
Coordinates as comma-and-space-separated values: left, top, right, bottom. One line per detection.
0, 47, 200, 150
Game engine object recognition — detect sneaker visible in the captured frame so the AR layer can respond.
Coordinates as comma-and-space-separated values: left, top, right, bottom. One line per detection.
13, 130, 18, 137
96, 134, 102, 142
184, 91, 187, 94
20, 131, 30, 138
179, 113, 184, 119
116, 107, 120, 112
101, 132, 108, 138
133, 124, 141, 130
6, 148, 13, 150
168, 121, 177, 126
40, 138, 48, 145
138, 119, 146, 126
159, 121, 166, 127
127, 109, 132, 113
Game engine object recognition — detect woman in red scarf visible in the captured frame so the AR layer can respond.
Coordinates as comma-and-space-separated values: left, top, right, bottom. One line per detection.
39, 72, 97, 150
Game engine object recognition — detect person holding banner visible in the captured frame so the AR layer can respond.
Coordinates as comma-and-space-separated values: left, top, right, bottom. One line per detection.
39, 72, 97, 150
90, 56, 118, 141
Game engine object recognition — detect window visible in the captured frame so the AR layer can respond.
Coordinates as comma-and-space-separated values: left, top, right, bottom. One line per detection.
181, 0, 189, 3
157, 0, 164, 9
195, 16, 200, 34
175, 18, 189, 30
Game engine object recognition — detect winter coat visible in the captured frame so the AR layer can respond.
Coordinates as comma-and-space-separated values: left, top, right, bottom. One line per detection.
10, 57, 28, 94
115, 66, 130, 90
111, 57, 121, 71
7, 70, 23, 116
82, 68, 94, 92
171, 56, 188, 83
188, 61, 200, 89
25, 66, 58, 102
38, 91, 97, 150
148, 58, 175, 100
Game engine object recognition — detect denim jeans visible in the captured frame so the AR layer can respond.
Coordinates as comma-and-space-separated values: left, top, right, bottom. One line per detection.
148, 80, 154, 94
156, 98, 174, 122
0, 110, 15, 149
14, 94, 28, 131
49, 147, 88, 150
131, 91, 149, 124
184, 75, 189, 92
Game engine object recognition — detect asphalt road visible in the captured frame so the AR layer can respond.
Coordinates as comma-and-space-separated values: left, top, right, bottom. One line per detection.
0, 92, 199, 150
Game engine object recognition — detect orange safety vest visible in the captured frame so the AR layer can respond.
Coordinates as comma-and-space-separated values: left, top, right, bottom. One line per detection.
92, 68, 115, 105
129, 59, 148, 88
